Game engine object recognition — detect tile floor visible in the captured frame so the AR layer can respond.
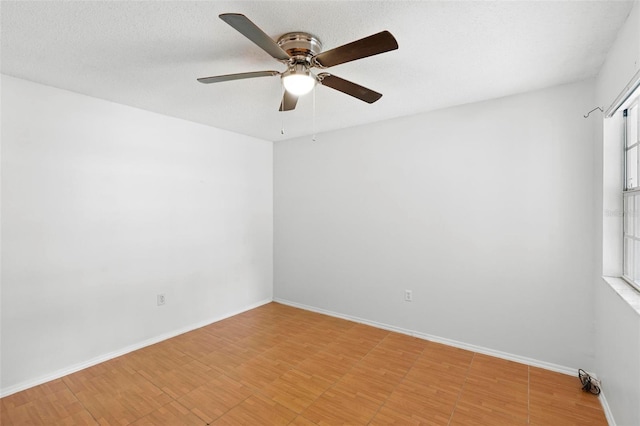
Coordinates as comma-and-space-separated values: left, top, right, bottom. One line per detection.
0, 302, 607, 425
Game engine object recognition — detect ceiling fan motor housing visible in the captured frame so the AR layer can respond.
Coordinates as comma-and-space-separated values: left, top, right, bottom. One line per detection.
277, 32, 322, 65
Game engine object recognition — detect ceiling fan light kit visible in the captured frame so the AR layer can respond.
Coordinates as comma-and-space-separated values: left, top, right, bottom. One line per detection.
198, 13, 398, 111
278, 32, 321, 96
282, 63, 316, 96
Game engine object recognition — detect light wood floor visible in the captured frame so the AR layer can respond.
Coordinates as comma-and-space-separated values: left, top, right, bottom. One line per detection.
1, 302, 607, 425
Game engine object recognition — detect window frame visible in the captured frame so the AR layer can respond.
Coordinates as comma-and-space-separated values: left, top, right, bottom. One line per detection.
622, 99, 640, 292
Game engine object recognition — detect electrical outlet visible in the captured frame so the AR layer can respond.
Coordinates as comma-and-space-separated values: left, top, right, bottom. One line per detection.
404, 290, 413, 302
157, 294, 166, 306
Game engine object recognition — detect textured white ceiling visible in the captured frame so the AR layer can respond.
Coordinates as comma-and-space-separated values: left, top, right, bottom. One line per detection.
1, 1, 634, 141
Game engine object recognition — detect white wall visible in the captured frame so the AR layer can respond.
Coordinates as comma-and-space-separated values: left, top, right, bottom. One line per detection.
594, 281, 640, 426
0, 75, 273, 394
596, 0, 639, 114
594, 1, 640, 425
274, 79, 596, 370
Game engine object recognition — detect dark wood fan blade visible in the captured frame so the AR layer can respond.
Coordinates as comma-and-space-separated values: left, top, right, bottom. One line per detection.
219, 13, 290, 61
279, 91, 298, 111
197, 71, 279, 84
312, 31, 398, 68
318, 73, 382, 103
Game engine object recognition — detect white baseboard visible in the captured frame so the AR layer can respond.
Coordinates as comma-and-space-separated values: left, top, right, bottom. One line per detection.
273, 297, 578, 376
0, 298, 272, 398
598, 389, 617, 426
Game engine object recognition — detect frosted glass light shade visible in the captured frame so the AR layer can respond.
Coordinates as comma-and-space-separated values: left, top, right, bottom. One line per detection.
282, 72, 315, 96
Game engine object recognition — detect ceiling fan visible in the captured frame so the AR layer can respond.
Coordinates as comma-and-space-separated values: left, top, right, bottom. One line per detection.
197, 13, 398, 111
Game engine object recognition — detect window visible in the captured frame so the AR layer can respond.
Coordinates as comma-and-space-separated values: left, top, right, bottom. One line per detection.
623, 100, 640, 291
